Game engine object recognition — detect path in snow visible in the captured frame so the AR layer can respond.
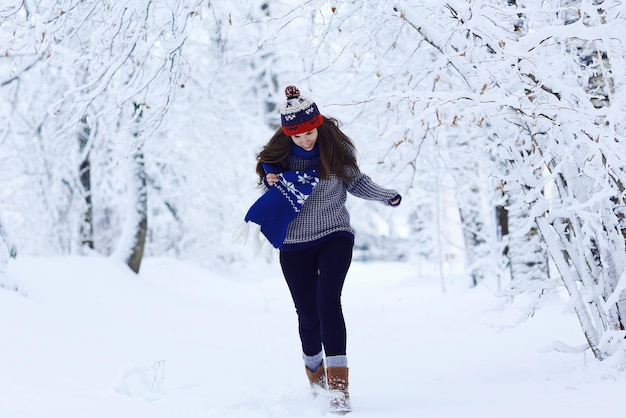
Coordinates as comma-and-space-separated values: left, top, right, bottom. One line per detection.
1, 257, 624, 418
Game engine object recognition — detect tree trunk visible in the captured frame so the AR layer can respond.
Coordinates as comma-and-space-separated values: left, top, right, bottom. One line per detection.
0, 217, 17, 286
535, 216, 605, 360
78, 115, 94, 250
457, 182, 488, 286
112, 103, 148, 274
125, 101, 148, 274
127, 145, 147, 274
507, 198, 549, 287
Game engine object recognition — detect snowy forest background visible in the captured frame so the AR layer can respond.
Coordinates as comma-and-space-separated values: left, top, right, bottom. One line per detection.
1, 0, 625, 368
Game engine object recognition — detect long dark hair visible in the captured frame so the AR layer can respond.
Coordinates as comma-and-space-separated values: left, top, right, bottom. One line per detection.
255, 116, 359, 184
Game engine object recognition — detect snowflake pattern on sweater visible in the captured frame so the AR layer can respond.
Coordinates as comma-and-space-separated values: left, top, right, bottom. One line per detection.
277, 170, 319, 212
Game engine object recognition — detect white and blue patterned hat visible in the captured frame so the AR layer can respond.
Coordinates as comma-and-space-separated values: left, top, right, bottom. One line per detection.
280, 85, 323, 136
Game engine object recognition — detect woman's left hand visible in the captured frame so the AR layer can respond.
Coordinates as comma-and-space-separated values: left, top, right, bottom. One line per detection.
389, 195, 401, 206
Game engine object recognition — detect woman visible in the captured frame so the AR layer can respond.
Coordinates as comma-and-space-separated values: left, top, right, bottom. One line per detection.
245, 86, 401, 414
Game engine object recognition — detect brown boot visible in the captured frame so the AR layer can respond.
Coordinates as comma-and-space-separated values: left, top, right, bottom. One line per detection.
327, 367, 351, 414
305, 363, 327, 394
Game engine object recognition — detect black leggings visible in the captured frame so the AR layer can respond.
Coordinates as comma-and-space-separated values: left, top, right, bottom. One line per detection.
279, 236, 354, 357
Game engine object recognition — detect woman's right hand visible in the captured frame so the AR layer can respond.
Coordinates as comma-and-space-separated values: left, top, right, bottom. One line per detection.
266, 173, 279, 187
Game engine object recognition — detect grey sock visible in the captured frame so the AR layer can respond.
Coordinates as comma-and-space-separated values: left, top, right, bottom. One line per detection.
303, 351, 324, 372
326, 355, 348, 368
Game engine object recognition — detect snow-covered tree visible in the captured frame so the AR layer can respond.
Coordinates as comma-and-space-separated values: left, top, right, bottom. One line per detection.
0, 0, 202, 272
391, 0, 626, 362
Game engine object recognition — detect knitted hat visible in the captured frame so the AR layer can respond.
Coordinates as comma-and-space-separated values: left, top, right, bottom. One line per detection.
280, 85, 323, 136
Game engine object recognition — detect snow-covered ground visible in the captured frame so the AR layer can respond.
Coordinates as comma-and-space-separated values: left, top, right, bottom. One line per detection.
1, 256, 624, 417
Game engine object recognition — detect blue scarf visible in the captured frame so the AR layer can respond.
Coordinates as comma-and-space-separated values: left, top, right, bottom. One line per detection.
244, 145, 320, 248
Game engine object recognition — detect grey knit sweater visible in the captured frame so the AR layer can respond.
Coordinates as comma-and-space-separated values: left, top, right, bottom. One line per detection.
282, 153, 399, 247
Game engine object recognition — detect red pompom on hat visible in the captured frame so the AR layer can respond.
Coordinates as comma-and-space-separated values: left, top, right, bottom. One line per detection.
280, 85, 323, 136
